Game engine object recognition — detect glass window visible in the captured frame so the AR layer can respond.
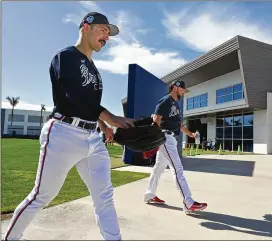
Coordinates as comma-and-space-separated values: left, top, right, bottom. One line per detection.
194, 102, 201, 108
201, 93, 208, 101
28, 115, 41, 123
233, 83, 243, 92
233, 140, 242, 151
243, 114, 253, 126
224, 140, 232, 151
233, 127, 242, 139
216, 83, 244, 104
243, 140, 253, 152
224, 116, 233, 126
216, 117, 224, 127
194, 96, 201, 102
225, 86, 233, 94
233, 115, 242, 126
216, 128, 224, 138
8, 114, 25, 122
186, 94, 208, 110
200, 100, 208, 107
187, 98, 193, 104
216, 89, 225, 97
215, 113, 254, 153
225, 94, 233, 102
187, 104, 193, 110
224, 127, 232, 139
243, 126, 253, 139
216, 96, 224, 104
233, 92, 243, 100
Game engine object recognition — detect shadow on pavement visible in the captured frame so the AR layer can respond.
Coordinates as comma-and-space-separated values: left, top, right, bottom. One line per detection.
146, 203, 183, 212
187, 211, 272, 238
182, 157, 255, 177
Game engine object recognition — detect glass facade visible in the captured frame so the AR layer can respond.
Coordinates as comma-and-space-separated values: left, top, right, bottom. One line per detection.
216, 83, 244, 104
216, 113, 253, 152
187, 93, 208, 110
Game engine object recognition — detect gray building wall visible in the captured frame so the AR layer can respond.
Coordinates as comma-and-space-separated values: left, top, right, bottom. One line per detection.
238, 36, 272, 110
1, 109, 6, 134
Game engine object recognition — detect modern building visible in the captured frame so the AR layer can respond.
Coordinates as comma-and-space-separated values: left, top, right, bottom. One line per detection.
161, 35, 272, 154
1, 108, 52, 137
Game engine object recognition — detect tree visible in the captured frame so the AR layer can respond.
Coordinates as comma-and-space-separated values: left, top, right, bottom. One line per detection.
6, 96, 20, 135
40, 104, 46, 129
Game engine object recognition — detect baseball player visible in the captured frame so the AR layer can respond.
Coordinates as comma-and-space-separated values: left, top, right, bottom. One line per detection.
3, 12, 134, 241
144, 80, 207, 214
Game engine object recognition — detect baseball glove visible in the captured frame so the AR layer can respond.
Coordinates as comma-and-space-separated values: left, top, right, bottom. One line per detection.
113, 116, 166, 153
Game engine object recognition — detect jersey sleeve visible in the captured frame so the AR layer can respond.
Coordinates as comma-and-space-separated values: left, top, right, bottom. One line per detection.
51, 52, 74, 80
154, 98, 170, 117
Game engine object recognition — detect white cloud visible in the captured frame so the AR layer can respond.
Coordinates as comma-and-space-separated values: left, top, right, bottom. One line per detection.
63, 1, 104, 25
162, 4, 272, 52
2, 100, 54, 112
63, 2, 187, 77
94, 43, 186, 76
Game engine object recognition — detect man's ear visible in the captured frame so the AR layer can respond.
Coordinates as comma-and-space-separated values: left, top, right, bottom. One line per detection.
83, 23, 89, 31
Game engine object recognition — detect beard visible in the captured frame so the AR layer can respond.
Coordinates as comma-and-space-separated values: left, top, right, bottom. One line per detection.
177, 93, 182, 100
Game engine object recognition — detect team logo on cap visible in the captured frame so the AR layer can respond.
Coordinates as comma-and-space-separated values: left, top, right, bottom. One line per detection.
175, 81, 181, 86
86, 16, 94, 23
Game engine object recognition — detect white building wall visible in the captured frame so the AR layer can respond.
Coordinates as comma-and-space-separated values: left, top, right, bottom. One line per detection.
184, 69, 248, 117
3, 109, 51, 135
253, 110, 267, 154
207, 118, 216, 141
267, 93, 272, 154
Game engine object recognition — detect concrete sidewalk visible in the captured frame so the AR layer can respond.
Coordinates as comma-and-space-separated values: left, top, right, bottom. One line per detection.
2, 155, 272, 240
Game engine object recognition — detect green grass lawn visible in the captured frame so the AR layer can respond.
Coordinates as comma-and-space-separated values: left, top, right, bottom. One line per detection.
1, 139, 149, 214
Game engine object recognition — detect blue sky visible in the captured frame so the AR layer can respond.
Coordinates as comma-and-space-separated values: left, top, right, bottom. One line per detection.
2, 1, 272, 116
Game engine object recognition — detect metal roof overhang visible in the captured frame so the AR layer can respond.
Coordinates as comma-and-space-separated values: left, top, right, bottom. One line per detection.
161, 36, 240, 87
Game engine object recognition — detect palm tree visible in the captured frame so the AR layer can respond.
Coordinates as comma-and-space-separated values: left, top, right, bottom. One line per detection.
40, 104, 46, 129
6, 96, 20, 135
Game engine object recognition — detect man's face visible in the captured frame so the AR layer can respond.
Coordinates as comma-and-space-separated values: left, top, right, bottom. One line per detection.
175, 86, 186, 100
85, 24, 110, 52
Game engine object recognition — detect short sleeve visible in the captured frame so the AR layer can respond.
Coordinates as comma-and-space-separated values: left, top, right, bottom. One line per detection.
50, 52, 75, 80
154, 99, 170, 117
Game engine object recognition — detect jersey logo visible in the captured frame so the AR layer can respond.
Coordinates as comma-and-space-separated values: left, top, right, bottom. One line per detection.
169, 105, 180, 117
80, 63, 103, 90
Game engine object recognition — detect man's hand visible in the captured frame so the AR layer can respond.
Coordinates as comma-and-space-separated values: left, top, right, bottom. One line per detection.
104, 127, 114, 143
99, 110, 135, 128
189, 132, 196, 138
110, 116, 135, 128
181, 125, 195, 138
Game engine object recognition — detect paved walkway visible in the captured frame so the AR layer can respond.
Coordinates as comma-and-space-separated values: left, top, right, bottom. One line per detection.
2, 155, 272, 240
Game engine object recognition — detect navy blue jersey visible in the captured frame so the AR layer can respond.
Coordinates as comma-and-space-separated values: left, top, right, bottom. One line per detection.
49, 46, 105, 121
154, 95, 182, 135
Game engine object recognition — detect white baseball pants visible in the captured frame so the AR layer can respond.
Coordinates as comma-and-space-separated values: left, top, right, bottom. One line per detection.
144, 133, 194, 209
4, 118, 121, 240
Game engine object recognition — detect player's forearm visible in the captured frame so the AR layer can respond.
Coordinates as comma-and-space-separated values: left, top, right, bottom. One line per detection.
99, 109, 115, 126
98, 120, 109, 133
180, 126, 193, 137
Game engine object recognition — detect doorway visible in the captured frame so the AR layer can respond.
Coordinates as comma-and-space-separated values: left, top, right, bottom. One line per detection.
187, 119, 207, 144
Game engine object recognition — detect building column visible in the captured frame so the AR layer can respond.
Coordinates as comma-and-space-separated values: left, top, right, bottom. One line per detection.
267, 92, 272, 154
253, 110, 268, 154
23, 115, 28, 135
207, 117, 216, 141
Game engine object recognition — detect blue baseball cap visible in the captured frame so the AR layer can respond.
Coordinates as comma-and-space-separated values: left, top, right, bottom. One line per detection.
168, 80, 189, 93
79, 12, 119, 36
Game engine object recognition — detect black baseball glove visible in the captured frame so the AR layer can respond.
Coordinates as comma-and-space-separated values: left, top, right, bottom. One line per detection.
113, 116, 166, 152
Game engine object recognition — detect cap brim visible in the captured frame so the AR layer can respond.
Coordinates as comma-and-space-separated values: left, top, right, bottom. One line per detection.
182, 88, 189, 93
108, 24, 119, 36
